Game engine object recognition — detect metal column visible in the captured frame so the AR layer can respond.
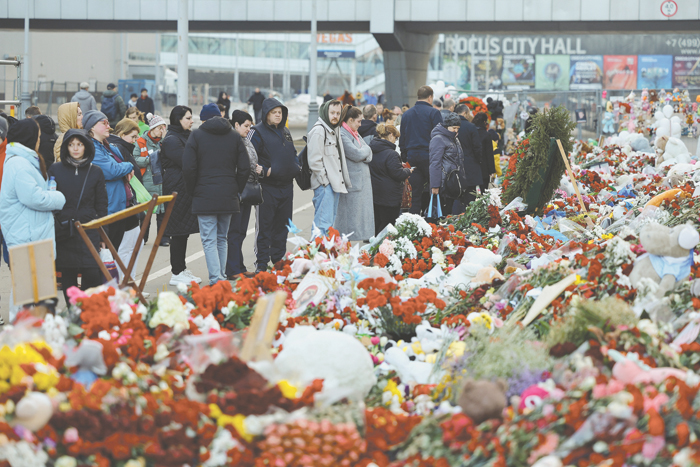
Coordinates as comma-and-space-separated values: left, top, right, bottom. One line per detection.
177, 0, 189, 105
307, 0, 318, 131
21, 2, 30, 110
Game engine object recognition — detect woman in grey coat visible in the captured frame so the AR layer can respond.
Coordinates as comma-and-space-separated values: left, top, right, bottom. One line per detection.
429, 112, 468, 216
334, 106, 375, 241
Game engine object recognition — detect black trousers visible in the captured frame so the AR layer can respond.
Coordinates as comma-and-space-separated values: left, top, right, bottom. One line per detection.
255, 183, 293, 270
374, 204, 401, 236
143, 213, 169, 244
406, 156, 431, 215
227, 202, 253, 276
60, 267, 103, 303
451, 186, 479, 215
169, 235, 189, 275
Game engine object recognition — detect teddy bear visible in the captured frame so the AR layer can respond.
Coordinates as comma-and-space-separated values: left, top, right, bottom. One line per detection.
457, 378, 508, 424
656, 136, 691, 167
12, 392, 53, 432
649, 89, 659, 103
629, 223, 699, 303
442, 247, 502, 290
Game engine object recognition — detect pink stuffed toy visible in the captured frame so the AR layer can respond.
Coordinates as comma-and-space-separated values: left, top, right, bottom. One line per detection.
608, 350, 686, 385
518, 385, 551, 411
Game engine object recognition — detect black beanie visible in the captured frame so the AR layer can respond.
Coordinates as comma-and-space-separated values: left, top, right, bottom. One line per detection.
7, 119, 40, 150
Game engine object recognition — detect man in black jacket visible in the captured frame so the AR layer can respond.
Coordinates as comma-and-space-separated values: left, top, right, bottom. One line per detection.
183, 103, 250, 285
453, 104, 484, 214
247, 88, 266, 124
247, 98, 300, 272
136, 88, 155, 116
358, 105, 378, 144
398, 85, 443, 214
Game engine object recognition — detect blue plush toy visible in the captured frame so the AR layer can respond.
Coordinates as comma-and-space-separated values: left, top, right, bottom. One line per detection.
602, 111, 615, 135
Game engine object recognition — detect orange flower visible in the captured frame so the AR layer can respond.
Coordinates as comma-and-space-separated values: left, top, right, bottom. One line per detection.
677, 422, 690, 447
374, 253, 389, 268
647, 408, 665, 437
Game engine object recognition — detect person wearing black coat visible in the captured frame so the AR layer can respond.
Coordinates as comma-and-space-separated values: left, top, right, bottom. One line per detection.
161, 106, 201, 287
472, 112, 498, 191
368, 124, 412, 235
48, 129, 108, 301
183, 113, 250, 285
217, 91, 232, 119
453, 105, 483, 213
34, 115, 58, 167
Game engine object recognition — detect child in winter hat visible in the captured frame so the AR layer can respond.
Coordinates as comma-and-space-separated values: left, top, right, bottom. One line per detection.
146, 113, 166, 130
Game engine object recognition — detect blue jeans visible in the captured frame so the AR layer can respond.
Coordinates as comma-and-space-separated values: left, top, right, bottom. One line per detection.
198, 214, 232, 285
312, 184, 340, 237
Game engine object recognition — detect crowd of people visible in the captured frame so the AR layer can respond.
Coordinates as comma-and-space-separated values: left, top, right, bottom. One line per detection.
0, 82, 503, 319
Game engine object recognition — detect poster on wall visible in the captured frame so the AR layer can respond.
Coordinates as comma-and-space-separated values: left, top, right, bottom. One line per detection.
637, 55, 673, 89
603, 55, 638, 89
673, 56, 700, 88
464, 56, 504, 90
535, 55, 570, 90
569, 55, 604, 89
501, 55, 535, 89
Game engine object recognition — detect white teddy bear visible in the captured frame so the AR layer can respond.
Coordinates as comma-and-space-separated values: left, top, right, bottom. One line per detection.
442, 247, 502, 289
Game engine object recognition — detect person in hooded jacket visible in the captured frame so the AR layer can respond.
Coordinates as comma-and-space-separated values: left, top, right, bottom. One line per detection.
84, 110, 136, 249
71, 82, 97, 112
161, 105, 202, 287
33, 115, 58, 167
0, 120, 65, 321
369, 123, 413, 235
133, 113, 169, 246
429, 113, 468, 216
54, 102, 83, 161
472, 112, 498, 191
183, 104, 250, 285
247, 98, 300, 272
101, 83, 127, 129
48, 130, 108, 301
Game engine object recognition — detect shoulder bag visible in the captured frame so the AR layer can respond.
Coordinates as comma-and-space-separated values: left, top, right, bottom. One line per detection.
55, 164, 92, 242
240, 171, 264, 206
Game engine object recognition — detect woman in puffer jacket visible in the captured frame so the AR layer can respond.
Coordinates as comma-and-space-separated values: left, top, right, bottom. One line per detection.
428, 112, 467, 216
0, 119, 66, 321
48, 129, 108, 300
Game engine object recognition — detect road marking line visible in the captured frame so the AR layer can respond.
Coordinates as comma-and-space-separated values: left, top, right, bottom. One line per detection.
144, 202, 314, 283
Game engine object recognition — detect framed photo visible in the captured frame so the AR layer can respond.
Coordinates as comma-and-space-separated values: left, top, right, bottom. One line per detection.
292, 274, 329, 316
575, 108, 587, 123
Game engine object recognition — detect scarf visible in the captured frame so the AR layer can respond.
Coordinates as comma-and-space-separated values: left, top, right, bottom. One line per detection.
319, 100, 341, 129
342, 122, 362, 144
66, 156, 89, 169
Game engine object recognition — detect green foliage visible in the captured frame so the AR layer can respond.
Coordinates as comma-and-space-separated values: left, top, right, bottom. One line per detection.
446, 191, 490, 231
546, 297, 639, 348
503, 106, 576, 214
376, 307, 418, 341
462, 325, 553, 381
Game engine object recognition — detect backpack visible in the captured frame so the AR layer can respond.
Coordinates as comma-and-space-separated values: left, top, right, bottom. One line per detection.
101, 95, 117, 121
295, 136, 312, 190
295, 124, 328, 191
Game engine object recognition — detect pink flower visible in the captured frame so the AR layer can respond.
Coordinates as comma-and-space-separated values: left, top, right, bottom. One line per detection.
644, 393, 669, 413
379, 239, 394, 257
64, 427, 79, 444
66, 286, 89, 305
642, 436, 665, 460
527, 433, 559, 464
370, 336, 380, 345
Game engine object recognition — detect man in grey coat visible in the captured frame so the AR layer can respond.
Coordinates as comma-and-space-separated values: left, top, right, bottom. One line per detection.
71, 82, 97, 112
307, 99, 351, 237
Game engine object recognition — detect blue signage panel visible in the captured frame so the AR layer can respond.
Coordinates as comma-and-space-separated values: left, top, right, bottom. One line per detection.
317, 50, 355, 59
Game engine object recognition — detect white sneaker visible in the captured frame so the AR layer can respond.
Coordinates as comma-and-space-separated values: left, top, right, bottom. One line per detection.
169, 271, 196, 286
182, 269, 202, 284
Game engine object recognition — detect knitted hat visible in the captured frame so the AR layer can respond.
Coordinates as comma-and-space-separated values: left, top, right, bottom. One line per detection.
200, 103, 221, 122
146, 113, 166, 130
7, 119, 40, 150
82, 110, 109, 132
0, 116, 7, 142
443, 112, 461, 128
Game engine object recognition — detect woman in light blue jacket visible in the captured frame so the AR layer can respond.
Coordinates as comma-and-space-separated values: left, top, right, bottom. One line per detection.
0, 119, 65, 250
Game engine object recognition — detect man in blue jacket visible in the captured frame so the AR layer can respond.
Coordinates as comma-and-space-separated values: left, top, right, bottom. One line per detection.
247, 98, 300, 273
453, 104, 483, 214
398, 85, 443, 214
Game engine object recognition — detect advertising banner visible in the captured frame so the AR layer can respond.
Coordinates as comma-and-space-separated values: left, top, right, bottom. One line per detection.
604, 55, 638, 89
501, 55, 536, 89
465, 56, 503, 90
637, 55, 673, 88
569, 55, 604, 89
535, 55, 570, 90
673, 56, 700, 88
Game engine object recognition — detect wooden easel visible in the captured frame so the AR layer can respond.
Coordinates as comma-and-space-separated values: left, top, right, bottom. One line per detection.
75, 193, 177, 303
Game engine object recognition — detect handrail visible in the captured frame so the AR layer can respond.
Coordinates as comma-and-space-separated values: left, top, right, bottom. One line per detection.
0, 60, 21, 66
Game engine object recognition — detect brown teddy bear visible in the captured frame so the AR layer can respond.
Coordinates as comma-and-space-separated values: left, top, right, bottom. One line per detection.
457, 378, 508, 424
649, 89, 659, 103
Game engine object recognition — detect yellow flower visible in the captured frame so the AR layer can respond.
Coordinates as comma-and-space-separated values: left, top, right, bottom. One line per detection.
447, 341, 466, 358
410, 341, 424, 355
383, 380, 404, 405
208, 403, 222, 418
209, 404, 253, 442
574, 274, 584, 285
278, 380, 298, 399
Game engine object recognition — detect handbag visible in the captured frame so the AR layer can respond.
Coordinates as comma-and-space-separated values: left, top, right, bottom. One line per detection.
425, 193, 443, 224
240, 172, 264, 206
55, 164, 91, 242
442, 167, 465, 199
